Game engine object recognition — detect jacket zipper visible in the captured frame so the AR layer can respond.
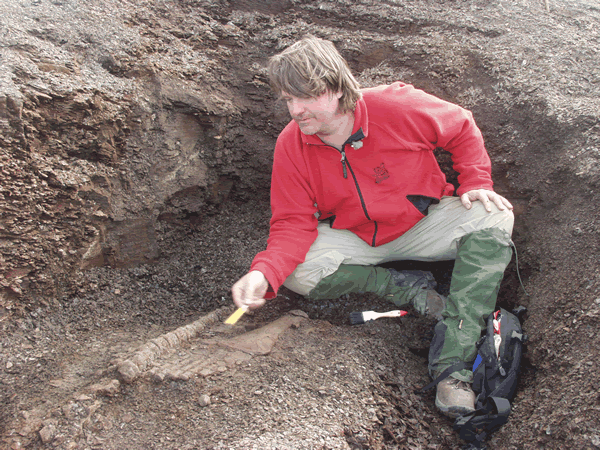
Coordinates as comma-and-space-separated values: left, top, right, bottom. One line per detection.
340, 150, 348, 178
339, 146, 378, 247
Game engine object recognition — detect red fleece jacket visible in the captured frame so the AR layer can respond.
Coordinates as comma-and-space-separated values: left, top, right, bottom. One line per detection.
251, 82, 493, 292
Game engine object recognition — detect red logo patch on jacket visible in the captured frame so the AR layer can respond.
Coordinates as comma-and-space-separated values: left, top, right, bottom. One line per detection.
374, 163, 390, 184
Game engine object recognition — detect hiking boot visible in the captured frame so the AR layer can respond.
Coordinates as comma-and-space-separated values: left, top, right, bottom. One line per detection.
422, 290, 447, 321
435, 376, 476, 418
388, 269, 447, 320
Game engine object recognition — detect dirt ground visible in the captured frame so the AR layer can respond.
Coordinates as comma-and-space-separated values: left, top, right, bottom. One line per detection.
1, 0, 600, 449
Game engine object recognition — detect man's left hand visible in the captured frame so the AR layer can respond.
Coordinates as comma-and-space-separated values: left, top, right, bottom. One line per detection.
460, 189, 513, 212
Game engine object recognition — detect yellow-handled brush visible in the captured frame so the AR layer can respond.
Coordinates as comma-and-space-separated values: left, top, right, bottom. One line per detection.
224, 306, 248, 325
224, 287, 277, 325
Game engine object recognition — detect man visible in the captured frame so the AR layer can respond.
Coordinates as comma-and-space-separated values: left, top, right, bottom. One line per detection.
232, 36, 514, 418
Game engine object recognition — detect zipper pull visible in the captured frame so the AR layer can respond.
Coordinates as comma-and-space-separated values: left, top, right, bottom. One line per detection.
341, 150, 348, 179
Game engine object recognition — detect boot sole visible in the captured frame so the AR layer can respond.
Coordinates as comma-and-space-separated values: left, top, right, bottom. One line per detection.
435, 397, 476, 419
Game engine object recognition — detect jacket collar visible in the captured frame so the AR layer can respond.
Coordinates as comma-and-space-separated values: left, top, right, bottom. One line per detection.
302, 96, 369, 146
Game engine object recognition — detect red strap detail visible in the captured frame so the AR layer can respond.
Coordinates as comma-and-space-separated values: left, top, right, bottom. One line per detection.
493, 310, 501, 334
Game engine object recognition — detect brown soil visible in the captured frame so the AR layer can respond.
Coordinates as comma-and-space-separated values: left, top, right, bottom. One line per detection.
1, 0, 600, 449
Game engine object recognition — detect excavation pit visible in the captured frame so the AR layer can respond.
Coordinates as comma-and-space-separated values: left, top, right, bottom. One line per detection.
1, 1, 599, 449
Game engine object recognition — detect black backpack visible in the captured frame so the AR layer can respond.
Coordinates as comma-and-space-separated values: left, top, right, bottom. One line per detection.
418, 307, 527, 450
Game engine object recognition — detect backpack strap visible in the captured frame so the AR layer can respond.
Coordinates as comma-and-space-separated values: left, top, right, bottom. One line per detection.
453, 396, 511, 447
414, 361, 469, 394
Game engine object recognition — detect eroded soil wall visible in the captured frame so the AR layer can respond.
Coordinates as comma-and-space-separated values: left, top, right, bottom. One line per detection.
1, 0, 599, 448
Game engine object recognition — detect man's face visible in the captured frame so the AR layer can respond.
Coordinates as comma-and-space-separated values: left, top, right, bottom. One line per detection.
281, 90, 343, 136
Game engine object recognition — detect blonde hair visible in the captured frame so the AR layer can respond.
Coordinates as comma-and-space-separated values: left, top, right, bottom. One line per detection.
268, 36, 362, 113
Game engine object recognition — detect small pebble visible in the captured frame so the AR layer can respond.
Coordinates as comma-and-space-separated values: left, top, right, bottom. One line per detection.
198, 394, 211, 407
39, 424, 57, 444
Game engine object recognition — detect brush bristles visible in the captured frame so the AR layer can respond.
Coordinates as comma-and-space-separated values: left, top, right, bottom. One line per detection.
350, 311, 378, 324
349, 311, 366, 325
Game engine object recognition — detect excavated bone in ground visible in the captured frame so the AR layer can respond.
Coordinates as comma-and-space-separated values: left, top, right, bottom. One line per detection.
117, 308, 308, 383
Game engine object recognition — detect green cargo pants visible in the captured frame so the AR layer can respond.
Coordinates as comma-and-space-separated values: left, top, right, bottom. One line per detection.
307, 264, 441, 318
427, 227, 513, 382
283, 197, 514, 382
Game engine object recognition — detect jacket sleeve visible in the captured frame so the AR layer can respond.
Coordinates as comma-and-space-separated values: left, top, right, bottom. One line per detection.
387, 84, 494, 196
249, 130, 319, 293
431, 102, 494, 196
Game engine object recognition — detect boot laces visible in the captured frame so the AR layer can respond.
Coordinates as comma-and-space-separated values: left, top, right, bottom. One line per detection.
449, 378, 473, 392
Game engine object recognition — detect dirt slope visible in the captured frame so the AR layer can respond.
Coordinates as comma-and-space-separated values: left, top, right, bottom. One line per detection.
1, 0, 600, 449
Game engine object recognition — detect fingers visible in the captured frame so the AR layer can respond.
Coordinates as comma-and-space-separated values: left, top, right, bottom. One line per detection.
500, 196, 514, 211
488, 191, 514, 211
479, 191, 494, 212
231, 270, 269, 309
232, 281, 265, 309
461, 189, 514, 212
460, 193, 473, 210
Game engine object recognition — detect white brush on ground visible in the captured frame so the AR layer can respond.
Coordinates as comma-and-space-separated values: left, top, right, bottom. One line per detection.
349, 309, 408, 325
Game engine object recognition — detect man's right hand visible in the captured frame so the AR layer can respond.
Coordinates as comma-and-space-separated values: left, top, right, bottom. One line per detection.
231, 270, 270, 309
